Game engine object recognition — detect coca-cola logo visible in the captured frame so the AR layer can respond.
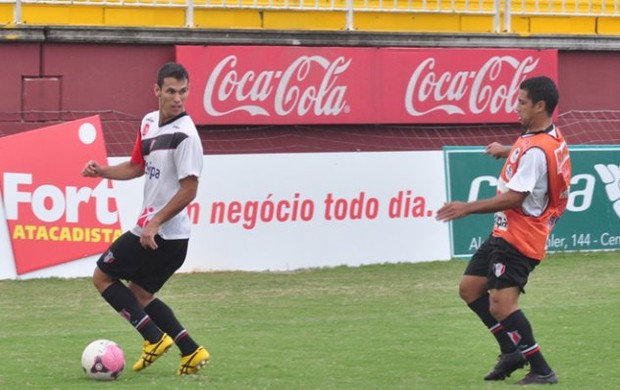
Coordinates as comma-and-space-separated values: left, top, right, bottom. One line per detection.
405, 56, 540, 117
203, 55, 351, 117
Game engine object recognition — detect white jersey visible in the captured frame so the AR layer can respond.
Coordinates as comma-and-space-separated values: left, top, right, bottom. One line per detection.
129, 110, 203, 239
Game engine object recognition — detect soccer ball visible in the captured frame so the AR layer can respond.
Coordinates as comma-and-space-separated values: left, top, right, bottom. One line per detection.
81, 339, 125, 381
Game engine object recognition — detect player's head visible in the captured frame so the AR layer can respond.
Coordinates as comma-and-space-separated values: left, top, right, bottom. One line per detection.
155, 62, 189, 122
157, 62, 189, 87
519, 76, 559, 117
516, 76, 559, 130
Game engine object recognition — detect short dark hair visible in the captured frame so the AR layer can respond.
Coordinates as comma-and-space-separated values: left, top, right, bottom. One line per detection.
519, 76, 559, 116
157, 62, 189, 87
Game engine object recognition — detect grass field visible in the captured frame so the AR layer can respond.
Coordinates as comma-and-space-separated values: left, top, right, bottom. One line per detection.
0, 251, 619, 389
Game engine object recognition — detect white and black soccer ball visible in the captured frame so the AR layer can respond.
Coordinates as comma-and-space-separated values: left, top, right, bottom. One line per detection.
81, 339, 125, 381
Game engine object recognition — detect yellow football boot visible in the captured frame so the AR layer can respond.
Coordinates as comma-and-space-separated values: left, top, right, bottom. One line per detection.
177, 346, 210, 375
132, 333, 174, 371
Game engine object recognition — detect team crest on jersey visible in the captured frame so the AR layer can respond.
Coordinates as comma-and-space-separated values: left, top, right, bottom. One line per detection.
505, 164, 513, 180
510, 148, 521, 163
142, 123, 151, 137
493, 262, 506, 277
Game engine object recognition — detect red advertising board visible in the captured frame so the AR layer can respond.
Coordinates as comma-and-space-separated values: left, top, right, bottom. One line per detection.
177, 45, 377, 125
378, 48, 558, 124
178, 46, 557, 125
0, 116, 122, 274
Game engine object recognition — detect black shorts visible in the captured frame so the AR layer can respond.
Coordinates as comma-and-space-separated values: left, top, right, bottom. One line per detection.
97, 231, 188, 294
464, 235, 539, 293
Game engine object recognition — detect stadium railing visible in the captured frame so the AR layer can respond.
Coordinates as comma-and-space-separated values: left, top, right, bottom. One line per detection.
1, 0, 619, 34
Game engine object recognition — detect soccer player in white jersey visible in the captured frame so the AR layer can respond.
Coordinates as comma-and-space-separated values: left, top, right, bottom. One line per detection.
82, 62, 209, 375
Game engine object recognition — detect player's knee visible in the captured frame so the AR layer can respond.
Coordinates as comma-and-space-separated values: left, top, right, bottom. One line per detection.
459, 290, 484, 304
459, 279, 485, 303
488, 300, 517, 321
458, 284, 469, 302
488, 304, 502, 320
489, 305, 512, 321
128, 282, 154, 307
92, 267, 114, 293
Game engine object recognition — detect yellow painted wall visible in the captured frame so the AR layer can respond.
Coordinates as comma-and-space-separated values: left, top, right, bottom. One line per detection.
355, 13, 463, 33
262, 11, 346, 31
21, 5, 103, 26
104, 7, 185, 27
461, 15, 498, 34
529, 16, 596, 35
597, 17, 620, 35
507, 17, 530, 35
193, 9, 262, 29
0, 4, 13, 25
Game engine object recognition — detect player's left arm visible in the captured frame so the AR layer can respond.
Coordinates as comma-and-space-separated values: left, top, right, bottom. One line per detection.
150, 175, 198, 228
437, 148, 545, 222
140, 175, 199, 250
436, 190, 527, 222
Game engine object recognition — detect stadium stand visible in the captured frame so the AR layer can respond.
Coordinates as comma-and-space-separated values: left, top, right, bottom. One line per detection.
1, 0, 620, 34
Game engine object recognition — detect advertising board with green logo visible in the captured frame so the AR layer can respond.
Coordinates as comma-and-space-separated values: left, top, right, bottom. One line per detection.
444, 146, 620, 257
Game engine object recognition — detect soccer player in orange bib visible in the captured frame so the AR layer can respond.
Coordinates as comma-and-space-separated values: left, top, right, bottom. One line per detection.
437, 76, 571, 385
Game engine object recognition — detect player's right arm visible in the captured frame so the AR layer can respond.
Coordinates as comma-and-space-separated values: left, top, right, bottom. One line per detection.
82, 160, 144, 180
485, 142, 512, 159
82, 129, 145, 180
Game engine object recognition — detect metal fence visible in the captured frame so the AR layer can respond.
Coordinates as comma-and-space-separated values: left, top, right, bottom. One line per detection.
3, 0, 620, 32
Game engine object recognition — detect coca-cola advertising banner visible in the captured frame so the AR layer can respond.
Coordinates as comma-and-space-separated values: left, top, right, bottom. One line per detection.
177, 46, 557, 125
